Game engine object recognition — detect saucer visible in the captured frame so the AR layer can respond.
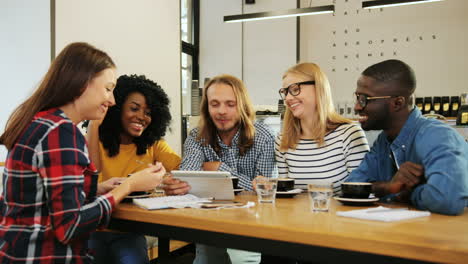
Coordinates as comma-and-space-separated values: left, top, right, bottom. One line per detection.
234, 188, 244, 195
334, 196, 379, 206
276, 189, 302, 198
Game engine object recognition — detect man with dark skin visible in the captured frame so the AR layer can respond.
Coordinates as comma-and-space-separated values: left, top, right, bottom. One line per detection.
347, 59, 468, 215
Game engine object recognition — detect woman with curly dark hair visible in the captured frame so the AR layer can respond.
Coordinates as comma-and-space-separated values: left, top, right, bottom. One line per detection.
86, 74, 181, 264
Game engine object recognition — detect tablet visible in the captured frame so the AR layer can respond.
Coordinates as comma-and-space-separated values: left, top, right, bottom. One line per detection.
171, 170, 234, 200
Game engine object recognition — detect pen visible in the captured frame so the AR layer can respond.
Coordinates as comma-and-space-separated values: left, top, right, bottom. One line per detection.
366, 208, 408, 213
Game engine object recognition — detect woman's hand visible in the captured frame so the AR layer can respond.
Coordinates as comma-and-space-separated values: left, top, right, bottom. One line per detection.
97, 177, 125, 195
126, 162, 166, 192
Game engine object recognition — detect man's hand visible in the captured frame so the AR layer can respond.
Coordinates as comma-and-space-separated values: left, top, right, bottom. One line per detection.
202, 161, 221, 171
388, 162, 424, 194
252, 175, 266, 191
162, 176, 191, 195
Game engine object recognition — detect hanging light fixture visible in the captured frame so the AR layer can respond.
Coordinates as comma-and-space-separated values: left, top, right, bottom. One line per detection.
223, 5, 334, 23
362, 0, 443, 10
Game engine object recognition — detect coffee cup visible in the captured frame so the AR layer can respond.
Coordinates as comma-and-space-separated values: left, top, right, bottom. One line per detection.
341, 182, 372, 199
277, 178, 295, 192
230, 176, 239, 189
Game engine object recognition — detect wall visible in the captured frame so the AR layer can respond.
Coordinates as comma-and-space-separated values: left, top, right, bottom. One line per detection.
0, 0, 51, 161
55, 0, 182, 153
300, 0, 468, 105
199, 0, 296, 108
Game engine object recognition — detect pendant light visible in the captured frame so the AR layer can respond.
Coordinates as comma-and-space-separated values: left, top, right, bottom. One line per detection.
362, 0, 443, 10
224, 5, 334, 23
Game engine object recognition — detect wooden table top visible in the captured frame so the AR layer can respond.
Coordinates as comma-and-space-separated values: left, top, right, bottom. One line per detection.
112, 192, 468, 263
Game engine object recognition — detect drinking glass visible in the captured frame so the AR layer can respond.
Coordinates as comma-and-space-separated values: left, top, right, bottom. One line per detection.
308, 182, 333, 212
255, 178, 278, 203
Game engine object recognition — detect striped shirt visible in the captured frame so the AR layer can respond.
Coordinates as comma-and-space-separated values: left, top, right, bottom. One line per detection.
181, 122, 276, 191
275, 123, 369, 195
0, 108, 115, 264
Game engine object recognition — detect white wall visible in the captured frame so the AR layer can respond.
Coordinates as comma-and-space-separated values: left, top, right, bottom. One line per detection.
0, 0, 51, 161
55, 0, 182, 153
199, 0, 296, 107
243, 0, 296, 107
300, 0, 468, 105
199, 0, 243, 84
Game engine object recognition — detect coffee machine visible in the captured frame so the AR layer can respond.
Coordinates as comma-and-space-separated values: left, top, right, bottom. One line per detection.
456, 93, 468, 125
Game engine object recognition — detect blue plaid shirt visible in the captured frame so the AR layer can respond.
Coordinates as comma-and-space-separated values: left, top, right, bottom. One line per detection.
181, 122, 276, 191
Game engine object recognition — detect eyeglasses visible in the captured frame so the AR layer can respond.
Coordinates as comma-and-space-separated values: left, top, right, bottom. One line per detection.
278, 81, 315, 100
354, 92, 400, 108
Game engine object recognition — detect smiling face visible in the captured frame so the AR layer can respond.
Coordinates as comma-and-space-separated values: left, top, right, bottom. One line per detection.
282, 73, 316, 120
206, 82, 240, 134
74, 68, 116, 121
120, 92, 152, 144
354, 75, 391, 131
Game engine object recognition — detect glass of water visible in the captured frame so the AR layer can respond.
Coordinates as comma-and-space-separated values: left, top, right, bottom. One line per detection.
255, 178, 278, 203
308, 182, 333, 212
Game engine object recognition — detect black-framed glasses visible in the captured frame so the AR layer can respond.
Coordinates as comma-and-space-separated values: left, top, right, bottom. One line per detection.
354, 92, 400, 108
278, 81, 315, 100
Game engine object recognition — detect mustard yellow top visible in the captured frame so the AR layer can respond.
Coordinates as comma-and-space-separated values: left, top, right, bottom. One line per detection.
98, 140, 181, 182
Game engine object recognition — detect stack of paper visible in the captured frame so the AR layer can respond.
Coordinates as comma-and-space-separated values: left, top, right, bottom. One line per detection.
133, 194, 211, 210
336, 206, 431, 222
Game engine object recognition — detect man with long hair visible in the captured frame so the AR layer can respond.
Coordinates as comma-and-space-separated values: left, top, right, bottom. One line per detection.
164, 74, 275, 193
347, 59, 468, 215
163, 74, 275, 264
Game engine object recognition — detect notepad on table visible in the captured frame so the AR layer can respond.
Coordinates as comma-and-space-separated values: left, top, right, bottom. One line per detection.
336, 206, 431, 222
133, 194, 211, 210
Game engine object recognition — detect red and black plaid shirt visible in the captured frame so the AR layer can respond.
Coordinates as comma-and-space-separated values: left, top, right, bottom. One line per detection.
0, 109, 115, 263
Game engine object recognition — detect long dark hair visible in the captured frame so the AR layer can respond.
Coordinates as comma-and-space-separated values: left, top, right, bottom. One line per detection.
0, 42, 115, 150
98, 75, 171, 157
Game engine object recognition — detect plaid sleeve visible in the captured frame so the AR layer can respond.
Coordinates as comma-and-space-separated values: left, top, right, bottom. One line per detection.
34, 122, 114, 244
254, 128, 276, 178
180, 129, 206, 171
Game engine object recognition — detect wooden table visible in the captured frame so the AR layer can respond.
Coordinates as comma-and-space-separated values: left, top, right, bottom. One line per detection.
109, 192, 468, 263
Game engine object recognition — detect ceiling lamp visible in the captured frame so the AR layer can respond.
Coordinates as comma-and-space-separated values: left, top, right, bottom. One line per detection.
362, 0, 443, 9
223, 5, 334, 23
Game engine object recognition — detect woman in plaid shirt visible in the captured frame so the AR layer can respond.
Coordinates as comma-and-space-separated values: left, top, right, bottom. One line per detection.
0, 42, 166, 263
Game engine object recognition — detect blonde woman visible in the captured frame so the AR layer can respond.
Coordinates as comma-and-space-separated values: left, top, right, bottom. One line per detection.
276, 63, 369, 195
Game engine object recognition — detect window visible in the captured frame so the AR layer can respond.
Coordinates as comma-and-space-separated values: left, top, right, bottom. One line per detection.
181, 0, 199, 115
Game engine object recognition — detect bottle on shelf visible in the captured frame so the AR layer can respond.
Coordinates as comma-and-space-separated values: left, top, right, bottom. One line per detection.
441, 96, 450, 117
432, 97, 441, 115
450, 96, 460, 117
415, 97, 423, 112
423, 97, 432, 114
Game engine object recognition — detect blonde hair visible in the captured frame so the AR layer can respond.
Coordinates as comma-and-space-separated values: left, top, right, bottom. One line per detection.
280, 63, 351, 151
198, 74, 256, 155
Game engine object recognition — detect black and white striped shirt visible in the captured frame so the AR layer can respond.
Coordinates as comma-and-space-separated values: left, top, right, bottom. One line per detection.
275, 123, 369, 195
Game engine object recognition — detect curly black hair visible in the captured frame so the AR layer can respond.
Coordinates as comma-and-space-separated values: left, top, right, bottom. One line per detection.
98, 74, 171, 157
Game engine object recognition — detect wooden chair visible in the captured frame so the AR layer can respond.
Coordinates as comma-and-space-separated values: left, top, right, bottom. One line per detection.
146, 237, 190, 260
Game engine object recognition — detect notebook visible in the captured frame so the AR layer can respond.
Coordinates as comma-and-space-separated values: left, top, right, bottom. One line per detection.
133, 194, 211, 210
336, 206, 431, 222
171, 170, 235, 200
